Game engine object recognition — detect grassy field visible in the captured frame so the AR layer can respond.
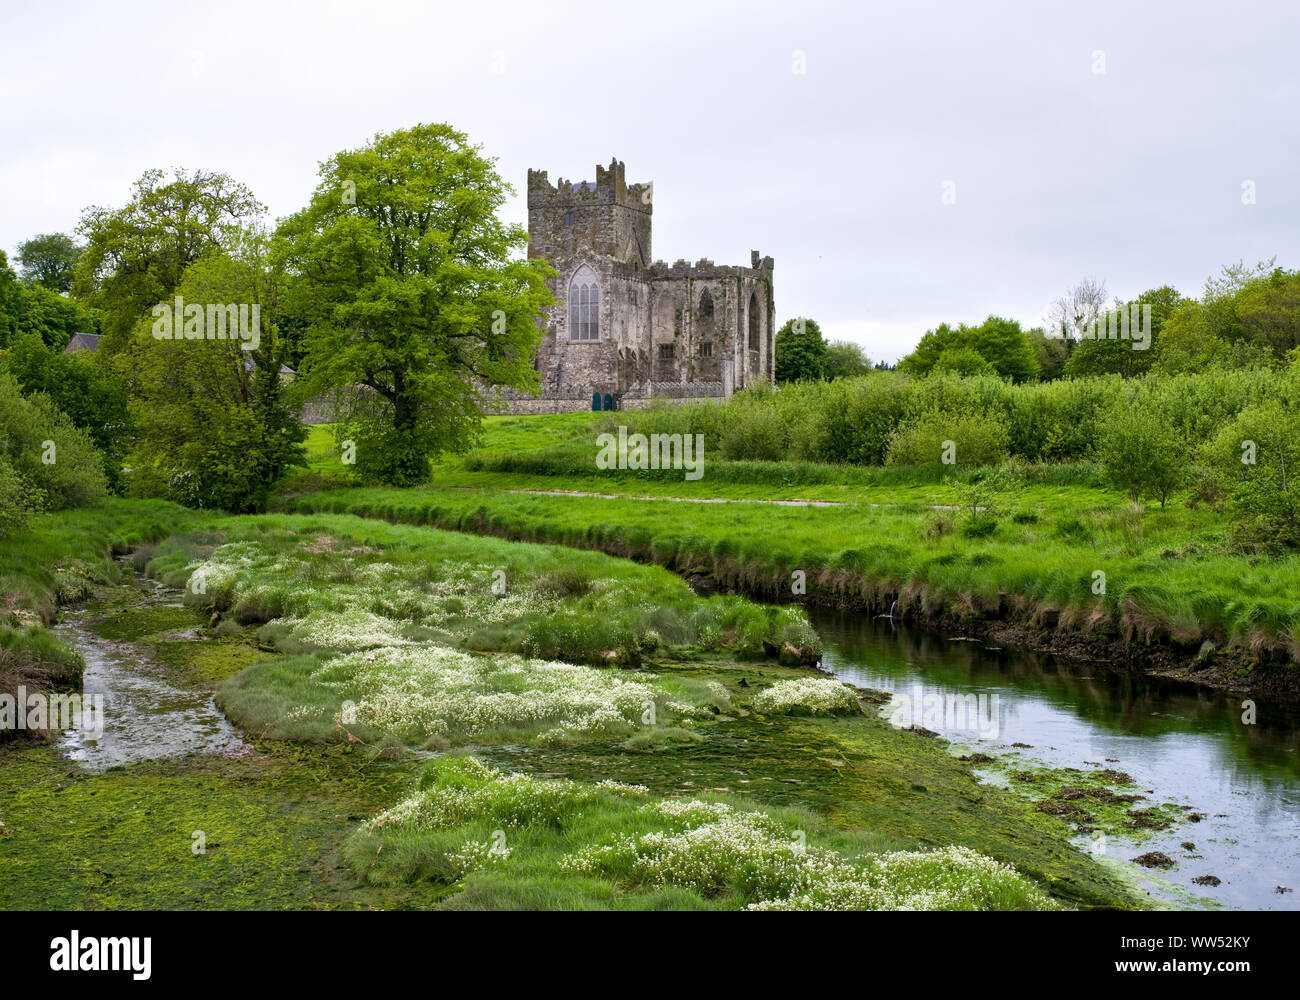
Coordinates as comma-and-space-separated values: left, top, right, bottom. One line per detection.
277, 482, 1299, 686
268, 412, 1300, 687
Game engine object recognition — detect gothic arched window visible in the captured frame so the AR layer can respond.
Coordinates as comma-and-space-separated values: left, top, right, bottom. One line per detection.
569, 266, 600, 342
699, 288, 714, 318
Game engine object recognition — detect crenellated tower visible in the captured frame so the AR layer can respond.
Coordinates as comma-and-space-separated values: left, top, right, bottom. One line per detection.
527, 158, 652, 268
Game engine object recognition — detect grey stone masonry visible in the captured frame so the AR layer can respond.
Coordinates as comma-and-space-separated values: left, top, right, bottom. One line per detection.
487, 157, 775, 413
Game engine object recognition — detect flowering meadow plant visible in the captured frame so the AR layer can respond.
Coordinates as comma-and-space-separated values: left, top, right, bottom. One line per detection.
314, 644, 665, 745
354, 757, 1061, 911
750, 677, 862, 715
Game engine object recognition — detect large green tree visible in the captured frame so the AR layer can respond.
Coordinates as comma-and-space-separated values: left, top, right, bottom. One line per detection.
0, 248, 101, 350
1027, 326, 1070, 380
774, 317, 829, 382
0, 251, 16, 346
124, 233, 306, 512
1155, 260, 1300, 373
274, 123, 554, 485
16, 232, 82, 291
900, 316, 1039, 383
75, 168, 263, 353
1064, 285, 1182, 378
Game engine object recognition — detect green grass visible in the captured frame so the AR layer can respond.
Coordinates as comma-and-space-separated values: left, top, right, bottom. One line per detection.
276, 481, 1300, 670
41, 508, 808, 750
278, 413, 1300, 671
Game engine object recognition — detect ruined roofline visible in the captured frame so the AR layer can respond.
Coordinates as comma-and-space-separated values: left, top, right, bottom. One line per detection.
628, 252, 774, 280
527, 157, 652, 213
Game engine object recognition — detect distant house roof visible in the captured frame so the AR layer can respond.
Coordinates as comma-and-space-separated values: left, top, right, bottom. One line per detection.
243, 357, 296, 376
64, 332, 102, 353
571, 181, 595, 193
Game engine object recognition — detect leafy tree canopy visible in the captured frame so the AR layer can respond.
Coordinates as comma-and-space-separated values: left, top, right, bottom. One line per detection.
931, 345, 997, 377
75, 168, 264, 353
899, 315, 1039, 383
273, 122, 554, 486
3, 333, 131, 490
1064, 285, 1182, 378
16, 232, 82, 291
774, 317, 828, 382
824, 339, 871, 380
123, 232, 306, 512
1156, 261, 1300, 374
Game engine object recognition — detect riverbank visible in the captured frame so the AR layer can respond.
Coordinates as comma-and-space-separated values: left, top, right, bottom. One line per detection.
276, 485, 1300, 702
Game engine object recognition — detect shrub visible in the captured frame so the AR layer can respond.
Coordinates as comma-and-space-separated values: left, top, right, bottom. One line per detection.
751, 677, 861, 715
0, 371, 108, 512
886, 407, 1011, 469
1207, 399, 1300, 548
0, 455, 43, 538
719, 397, 786, 461
1097, 400, 1189, 508
812, 374, 913, 465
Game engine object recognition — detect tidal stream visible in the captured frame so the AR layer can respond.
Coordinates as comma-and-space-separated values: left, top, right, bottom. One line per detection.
52, 579, 247, 770
812, 607, 1300, 910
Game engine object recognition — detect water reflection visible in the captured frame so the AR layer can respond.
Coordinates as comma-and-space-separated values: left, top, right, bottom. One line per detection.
811, 607, 1300, 911
54, 592, 249, 771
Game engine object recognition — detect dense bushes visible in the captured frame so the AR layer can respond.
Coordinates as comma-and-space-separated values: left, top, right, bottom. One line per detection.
1096, 401, 1189, 509
1206, 398, 1300, 550
608, 369, 1285, 472
885, 407, 1010, 468
4, 334, 131, 489
0, 371, 108, 535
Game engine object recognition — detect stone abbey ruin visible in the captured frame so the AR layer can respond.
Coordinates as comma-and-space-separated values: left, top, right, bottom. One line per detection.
490, 158, 775, 413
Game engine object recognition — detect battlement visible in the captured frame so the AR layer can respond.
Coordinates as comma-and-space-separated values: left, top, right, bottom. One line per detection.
642, 252, 774, 280
528, 157, 652, 214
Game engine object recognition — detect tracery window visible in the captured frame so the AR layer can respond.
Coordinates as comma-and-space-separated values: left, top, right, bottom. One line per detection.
569, 266, 600, 342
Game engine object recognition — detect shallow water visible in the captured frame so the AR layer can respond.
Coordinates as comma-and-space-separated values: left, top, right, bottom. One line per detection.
53, 581, 248, 771
811, 607, 1300, 911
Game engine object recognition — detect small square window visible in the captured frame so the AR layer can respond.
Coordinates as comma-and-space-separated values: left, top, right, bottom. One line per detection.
564, 211, 575, 226
658, 343, 675, 361
700, 341, 712, 358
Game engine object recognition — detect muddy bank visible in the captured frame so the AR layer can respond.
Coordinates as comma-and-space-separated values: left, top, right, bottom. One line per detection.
687, 569, 1300, 703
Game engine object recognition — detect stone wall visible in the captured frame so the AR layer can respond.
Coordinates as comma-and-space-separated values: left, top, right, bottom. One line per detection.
482, 382, 726, 415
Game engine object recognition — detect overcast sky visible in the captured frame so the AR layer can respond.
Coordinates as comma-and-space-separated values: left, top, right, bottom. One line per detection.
3, 0, 1297, 361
